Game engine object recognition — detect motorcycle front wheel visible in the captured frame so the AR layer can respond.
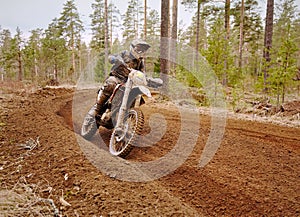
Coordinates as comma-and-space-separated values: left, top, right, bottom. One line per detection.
109, 108, 144, 158
81, 104, 98, 140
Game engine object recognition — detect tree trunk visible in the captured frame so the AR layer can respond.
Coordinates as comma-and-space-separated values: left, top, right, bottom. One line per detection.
144, 0, 147, 40
225, 0, 230, 38
282, 84, 285, 104
263, 0, 274, 91
110, 3, 113, 48
195, 0, 201, 61
104, 0, 109, 76
135, 0, 140, 38
170, 0, 178, 76
34, 56, 38, 78
143, 0, 148, 72
71, 26, 76, 81
160, 0, 170, 93
223, 0, 230, 86
238, 0, 245, 71
17, 47, 22, 81
54, 63, 58, 82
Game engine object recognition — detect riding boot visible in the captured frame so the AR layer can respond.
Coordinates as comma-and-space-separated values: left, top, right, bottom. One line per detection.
95, 93, 109, 117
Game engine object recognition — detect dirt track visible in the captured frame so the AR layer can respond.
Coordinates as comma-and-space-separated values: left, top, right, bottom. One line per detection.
0, 87, 299, 216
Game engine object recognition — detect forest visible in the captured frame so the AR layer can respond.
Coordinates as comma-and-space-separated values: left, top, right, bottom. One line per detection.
0, 0, 299, 109
1, 2, 300, 215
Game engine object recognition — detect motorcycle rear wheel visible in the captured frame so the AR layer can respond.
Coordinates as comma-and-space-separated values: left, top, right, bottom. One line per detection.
109, 108, 144, 158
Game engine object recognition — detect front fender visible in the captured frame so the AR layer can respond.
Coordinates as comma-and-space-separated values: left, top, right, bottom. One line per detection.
136, 86, 152, 98
127, 86, 151, 108
130, 86, 152, 98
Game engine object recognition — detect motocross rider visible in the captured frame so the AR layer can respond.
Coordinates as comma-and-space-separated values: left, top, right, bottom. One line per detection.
94, 39, 151, 121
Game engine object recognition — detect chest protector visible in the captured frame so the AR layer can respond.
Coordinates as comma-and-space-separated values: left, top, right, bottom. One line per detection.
110, 50, 144, 81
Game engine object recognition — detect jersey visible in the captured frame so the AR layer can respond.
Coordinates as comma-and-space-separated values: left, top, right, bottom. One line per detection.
109, 50, 145, 81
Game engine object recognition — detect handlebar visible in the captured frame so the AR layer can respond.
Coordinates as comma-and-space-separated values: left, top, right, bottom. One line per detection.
146, 77, 163, 88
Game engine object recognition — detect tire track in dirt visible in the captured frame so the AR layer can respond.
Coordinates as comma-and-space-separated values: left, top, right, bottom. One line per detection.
1, 87, 299, 216
66, 88, 300, 216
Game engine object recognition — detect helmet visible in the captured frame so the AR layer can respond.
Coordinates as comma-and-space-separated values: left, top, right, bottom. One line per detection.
130, 39, 151, 59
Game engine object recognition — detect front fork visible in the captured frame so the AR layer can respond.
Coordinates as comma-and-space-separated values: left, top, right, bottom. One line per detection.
114, 79, 132, 137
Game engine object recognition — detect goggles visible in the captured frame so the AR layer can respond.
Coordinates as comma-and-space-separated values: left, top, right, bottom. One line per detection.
134, 45, 147, 54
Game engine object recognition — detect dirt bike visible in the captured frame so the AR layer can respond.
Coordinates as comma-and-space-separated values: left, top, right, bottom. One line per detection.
80, 66, 162, 158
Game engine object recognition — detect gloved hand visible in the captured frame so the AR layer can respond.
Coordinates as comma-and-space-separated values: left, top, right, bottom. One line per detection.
108, 55, 124, 65
108, 55, 116, 64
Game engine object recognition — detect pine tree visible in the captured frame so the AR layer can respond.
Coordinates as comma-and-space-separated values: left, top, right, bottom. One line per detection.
268, 0, 299, 105
181, 0, 209, 55
170, 0, 178, 73
0, 29, 13, 80
108, 2, 121, 47
273, 0, 298, 52
41, 18, 68, 82
90, 0, 117, 79
204, 16, 227, 81
90, 0, 106, 52
263, 0, 274, 91
23, 29, 42, 80
122, 0, 144, 41
160, 0, 170, 70
232, 0, 263, 77
269, 31, 297, 106
183, 10, 207, 50
10, 28, 24, 81
58, 0, 84, 80
146, 9, 160, 37
223, 0, 231, 86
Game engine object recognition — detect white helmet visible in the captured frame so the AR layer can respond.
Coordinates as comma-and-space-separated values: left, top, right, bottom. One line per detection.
130, 39, 151, 59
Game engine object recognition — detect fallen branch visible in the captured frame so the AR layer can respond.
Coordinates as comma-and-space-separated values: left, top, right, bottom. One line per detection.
1, 176, 61, 217
17, 137, 40, 151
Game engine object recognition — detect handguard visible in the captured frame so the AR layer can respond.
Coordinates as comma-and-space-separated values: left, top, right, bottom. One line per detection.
147, 77, 163, 88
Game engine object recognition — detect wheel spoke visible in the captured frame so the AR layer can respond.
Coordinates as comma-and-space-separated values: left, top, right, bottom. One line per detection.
109, 109, 144, 158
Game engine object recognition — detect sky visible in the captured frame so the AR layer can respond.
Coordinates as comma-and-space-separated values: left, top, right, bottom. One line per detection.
0, 0, 192, 41
0, 0, 299, 42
